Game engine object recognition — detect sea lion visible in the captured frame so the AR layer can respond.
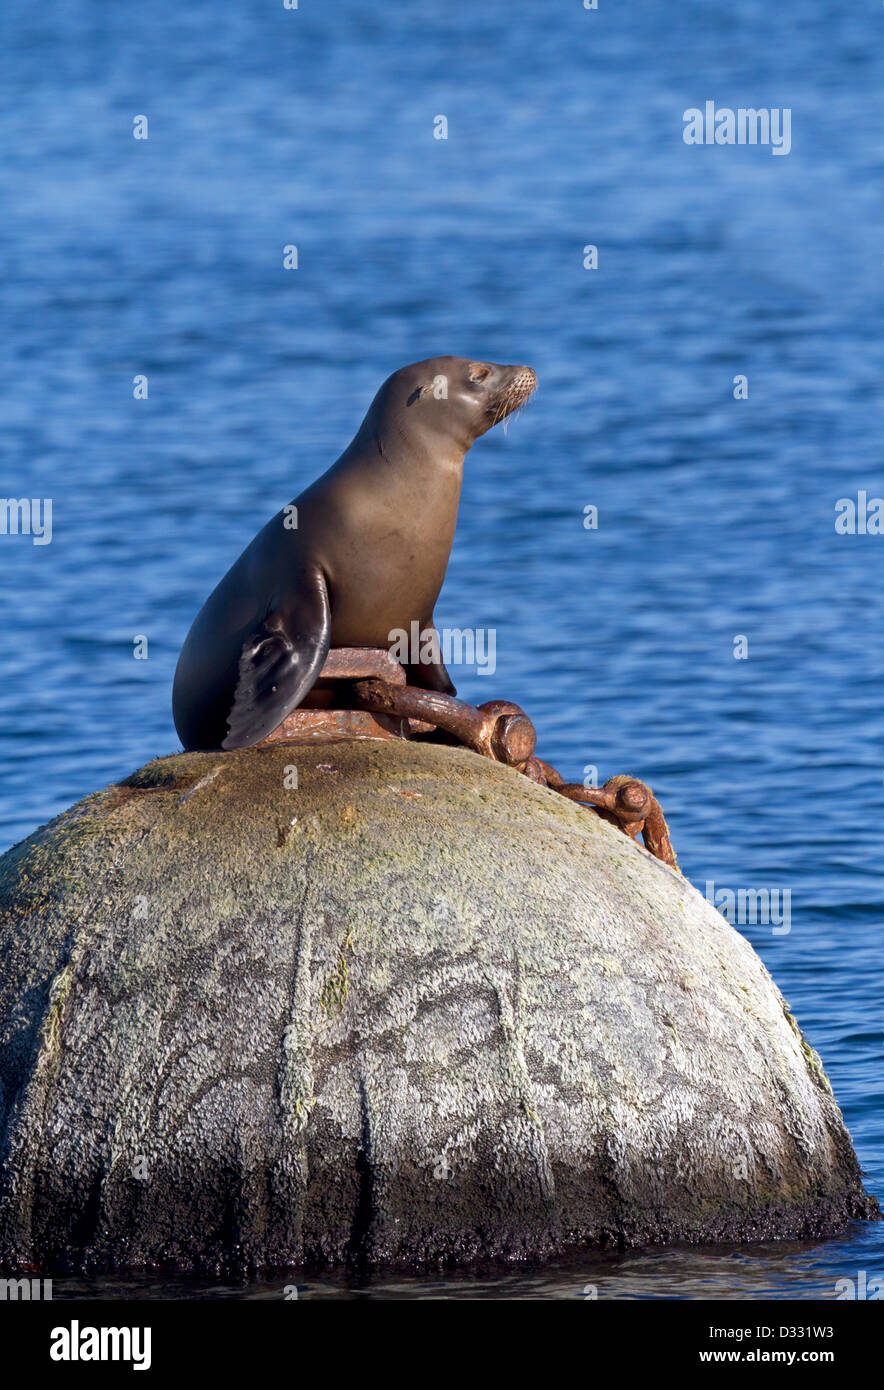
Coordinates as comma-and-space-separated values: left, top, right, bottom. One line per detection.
172, 355, 536, 750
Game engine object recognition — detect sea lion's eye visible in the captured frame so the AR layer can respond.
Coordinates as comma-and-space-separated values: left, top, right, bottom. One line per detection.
469, 364, 490, 384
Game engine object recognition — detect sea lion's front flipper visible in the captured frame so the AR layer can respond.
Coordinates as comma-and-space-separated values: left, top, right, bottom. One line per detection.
222, 570, 331, 750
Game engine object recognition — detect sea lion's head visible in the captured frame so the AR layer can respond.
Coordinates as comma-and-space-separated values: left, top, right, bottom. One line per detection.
384, 356, 537, 454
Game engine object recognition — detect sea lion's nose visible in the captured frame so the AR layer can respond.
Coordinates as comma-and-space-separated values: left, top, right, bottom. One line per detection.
509, 365, 537, 397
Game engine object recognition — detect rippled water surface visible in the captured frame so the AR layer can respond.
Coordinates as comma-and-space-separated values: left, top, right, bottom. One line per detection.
1, 0, 881, 1298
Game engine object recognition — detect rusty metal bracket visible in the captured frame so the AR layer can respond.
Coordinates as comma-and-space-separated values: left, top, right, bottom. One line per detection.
352, 681, 537, 771
534, 764, 677, 868
259, 647, 678, 868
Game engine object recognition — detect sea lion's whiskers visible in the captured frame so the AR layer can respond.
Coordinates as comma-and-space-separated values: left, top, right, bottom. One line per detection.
496, 388, 532, 434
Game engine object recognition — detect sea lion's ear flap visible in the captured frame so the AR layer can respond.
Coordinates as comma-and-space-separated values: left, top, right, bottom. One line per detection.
406, 384, 430, 406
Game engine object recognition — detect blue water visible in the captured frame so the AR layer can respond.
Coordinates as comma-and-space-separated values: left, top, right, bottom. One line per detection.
1, 0, 881, 1298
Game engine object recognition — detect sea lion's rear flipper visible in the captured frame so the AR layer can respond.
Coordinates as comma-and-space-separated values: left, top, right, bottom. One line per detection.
222, 571, 331, 750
